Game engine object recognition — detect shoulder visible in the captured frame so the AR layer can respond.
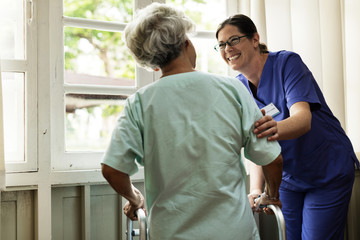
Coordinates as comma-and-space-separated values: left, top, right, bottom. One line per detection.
269, 50, 302, 63
268, 51, 308, 74
195, 71, 243, 87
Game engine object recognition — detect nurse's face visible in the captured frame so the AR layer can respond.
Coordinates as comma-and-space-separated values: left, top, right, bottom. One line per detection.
217, 24, 257, 72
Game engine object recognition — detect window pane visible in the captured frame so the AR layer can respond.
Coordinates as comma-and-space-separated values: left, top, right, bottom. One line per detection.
64, 0, 133, 23
192, 37, 228, 75
64, 27, 135, 86
2, 72, 25, 162
0, 0, 25, 59
166, 0, 226, 31
65, 94, 127, 152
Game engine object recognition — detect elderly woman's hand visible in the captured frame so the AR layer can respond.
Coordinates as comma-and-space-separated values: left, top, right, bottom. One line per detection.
260, 196, 282, 215
254, 109, 279, 141
252, 193, 282, 215
123, 188, 147, 221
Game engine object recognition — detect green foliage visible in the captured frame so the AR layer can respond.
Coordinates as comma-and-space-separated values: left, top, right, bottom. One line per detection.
64, 0, 135, 79
63, 0, 213, 79
102, 104, 124, 118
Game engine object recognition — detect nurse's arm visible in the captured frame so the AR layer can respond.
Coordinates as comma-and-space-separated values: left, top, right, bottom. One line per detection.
255, 101, 311, 141
277, 101, 311, 140
101, 163, 145, 220
247, 161, 265, 211
254, 109, 279, 141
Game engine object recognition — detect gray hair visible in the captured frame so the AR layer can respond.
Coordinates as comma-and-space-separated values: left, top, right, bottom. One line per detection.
124, 3, 196, 70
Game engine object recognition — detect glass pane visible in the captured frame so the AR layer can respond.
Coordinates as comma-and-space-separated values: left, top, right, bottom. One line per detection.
65, 94, 127, 152
2, 72, 25, 162
64, 0, 133, 23
64, 27, 135, 86
192, 37, 228, 75
0, 0, 25, 59
166, 0, 226, 31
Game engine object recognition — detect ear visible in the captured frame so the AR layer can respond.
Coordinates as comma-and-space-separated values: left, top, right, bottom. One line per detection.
185, 39, 190, 47
253, 33, 260, 48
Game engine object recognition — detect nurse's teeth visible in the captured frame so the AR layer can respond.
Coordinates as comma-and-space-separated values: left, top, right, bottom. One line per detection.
228, 54, 240, 61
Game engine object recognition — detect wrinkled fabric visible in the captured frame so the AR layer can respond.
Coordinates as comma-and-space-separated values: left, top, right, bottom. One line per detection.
102, 71, 281, 240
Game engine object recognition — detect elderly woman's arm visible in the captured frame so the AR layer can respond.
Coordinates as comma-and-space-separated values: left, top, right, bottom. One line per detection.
101, 164, 146, 220
262, 154, 283, 201
248, 154, 283, 212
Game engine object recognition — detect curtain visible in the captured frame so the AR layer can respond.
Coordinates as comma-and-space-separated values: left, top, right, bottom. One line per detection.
236, 0, 359, 153
0, 62, 6, 190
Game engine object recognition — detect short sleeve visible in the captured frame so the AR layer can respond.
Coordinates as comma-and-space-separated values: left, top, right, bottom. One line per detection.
234, 80, 281, 166
101, 95, 144, 176
283, 53, 321, 111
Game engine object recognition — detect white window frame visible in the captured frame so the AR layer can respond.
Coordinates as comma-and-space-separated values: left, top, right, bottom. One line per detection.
50, 0, 157, 171
50, 0, 238, 172
1, 0, 37, 172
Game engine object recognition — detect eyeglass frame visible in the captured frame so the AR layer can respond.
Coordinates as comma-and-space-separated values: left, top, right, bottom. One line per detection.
214, 35, 248, 52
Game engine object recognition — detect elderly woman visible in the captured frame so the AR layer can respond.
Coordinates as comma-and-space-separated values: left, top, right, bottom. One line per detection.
101, 3, 283, 239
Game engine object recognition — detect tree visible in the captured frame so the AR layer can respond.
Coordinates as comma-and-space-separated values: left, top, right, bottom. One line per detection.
64, 0, 135, 79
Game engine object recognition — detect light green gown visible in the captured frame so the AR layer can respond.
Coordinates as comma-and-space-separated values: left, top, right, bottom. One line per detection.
102, 71, 281, 240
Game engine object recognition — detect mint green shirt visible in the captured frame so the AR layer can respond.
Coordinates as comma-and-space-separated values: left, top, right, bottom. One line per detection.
102, 71, 281, 240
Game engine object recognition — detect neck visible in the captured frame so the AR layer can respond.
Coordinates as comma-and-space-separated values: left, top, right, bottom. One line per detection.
160, 54, 195, 78
242, 53, 268, 88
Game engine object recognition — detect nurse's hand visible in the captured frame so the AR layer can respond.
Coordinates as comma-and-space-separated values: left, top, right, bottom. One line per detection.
254, 109, 279, 141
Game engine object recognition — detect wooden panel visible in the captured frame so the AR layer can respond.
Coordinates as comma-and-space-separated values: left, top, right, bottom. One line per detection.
63, 195, 82, 240
1, 201, 16, 240
51, 183, 146, 240
52, 187, 82, 240
90, 185, 119, 240
1, 190, 35, 240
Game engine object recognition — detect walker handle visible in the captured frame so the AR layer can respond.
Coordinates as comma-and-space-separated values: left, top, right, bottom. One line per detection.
267, 204, 286, 240
126, 208, 147, 240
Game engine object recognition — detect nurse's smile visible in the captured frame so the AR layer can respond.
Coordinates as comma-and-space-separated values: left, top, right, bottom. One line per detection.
228, 53, 241, 61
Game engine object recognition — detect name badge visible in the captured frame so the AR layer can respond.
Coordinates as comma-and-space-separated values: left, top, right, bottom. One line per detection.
261, 103, 280, 117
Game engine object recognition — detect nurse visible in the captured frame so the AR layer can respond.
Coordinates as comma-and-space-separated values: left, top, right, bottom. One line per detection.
215, 14, 359, 240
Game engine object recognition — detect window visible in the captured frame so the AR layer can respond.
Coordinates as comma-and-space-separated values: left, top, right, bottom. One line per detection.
166, 0, 228, 75
50, 0, 230, 171
51, 0, 138, 170
0, 0, 37, 172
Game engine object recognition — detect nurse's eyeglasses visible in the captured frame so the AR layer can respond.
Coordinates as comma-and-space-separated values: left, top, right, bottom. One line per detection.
214, 35, 248, 52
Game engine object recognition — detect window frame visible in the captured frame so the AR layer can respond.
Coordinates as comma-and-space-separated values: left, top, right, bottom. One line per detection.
50, 0, 157, 171
1, 0, 38, 172
50, 0, 237, 171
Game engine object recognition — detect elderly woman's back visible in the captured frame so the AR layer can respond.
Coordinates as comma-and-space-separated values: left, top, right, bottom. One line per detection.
101, 3, 283, 240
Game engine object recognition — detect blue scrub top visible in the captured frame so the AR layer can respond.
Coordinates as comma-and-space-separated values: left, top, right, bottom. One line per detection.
236, 51, 358, 188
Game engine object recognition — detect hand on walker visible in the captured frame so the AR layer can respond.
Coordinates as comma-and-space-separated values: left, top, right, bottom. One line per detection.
248, 192, 263, 213
252, 192, 282, 215
123, 188, 147, 221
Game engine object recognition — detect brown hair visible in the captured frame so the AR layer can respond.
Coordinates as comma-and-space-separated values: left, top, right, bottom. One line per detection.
216, 14, 269, 54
